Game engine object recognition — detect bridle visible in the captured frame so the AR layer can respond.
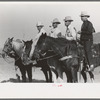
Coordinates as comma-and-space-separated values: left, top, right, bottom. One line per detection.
3, 39, 21, 63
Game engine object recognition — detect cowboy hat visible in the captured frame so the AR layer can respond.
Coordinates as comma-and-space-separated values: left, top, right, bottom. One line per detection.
36, 22, 44, 27
64, 16, 73, 22
52, 18, 61, 24
80, 11, 90, 17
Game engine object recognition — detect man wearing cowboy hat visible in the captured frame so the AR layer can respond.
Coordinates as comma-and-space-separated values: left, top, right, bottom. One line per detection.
49, 18, 62, 38
21, 21, 46, 65
29, 21, 46, 59
64, 16, 77, 40
78, 11, 95, 71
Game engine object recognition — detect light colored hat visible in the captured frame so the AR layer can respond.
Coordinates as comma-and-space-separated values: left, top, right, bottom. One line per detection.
52, 18, 61, 24
80, 11, 90, 17
36, 22, 44, 27
64, 16, 73, 22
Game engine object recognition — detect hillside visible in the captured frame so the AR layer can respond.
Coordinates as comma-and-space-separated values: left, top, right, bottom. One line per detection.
93, 32, 100, 43
0, 48, 2, 57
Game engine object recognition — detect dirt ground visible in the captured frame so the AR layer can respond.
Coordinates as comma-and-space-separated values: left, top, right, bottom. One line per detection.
0, 57, 100, 83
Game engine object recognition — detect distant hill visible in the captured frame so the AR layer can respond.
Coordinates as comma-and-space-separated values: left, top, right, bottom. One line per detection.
93, 32, 100, 43
0, 48, 2, 58
0, 48, 2, 53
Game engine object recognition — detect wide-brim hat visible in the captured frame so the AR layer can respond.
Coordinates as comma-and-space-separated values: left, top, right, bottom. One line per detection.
64, 16, 73, 22
52, 18, 61, 24
36, 22, 44, 27
80, 11, 90, 17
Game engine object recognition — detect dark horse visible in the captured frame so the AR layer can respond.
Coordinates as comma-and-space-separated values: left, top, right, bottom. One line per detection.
2, 37, 52, 82
78, 43, 100, 83
33, 33, 79, 83
24, 40, 52, 82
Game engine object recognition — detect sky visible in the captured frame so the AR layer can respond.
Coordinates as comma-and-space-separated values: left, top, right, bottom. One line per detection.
0, 1, 100, 48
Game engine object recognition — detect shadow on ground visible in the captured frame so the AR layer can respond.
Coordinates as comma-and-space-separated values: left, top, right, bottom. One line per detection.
1, 78, 46, 83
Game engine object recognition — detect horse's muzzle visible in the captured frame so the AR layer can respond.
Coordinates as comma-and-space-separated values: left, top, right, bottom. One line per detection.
2, 51, 6, 58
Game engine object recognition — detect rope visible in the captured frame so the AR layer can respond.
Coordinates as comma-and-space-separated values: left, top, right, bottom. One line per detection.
37, 54, 58, 61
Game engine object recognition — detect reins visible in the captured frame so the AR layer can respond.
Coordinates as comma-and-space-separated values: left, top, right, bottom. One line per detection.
37, 54, 58, 61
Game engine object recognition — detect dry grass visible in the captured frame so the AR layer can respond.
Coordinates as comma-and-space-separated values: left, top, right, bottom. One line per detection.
0, 57, 100, 83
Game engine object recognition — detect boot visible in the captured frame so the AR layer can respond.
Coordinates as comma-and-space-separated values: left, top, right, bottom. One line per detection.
88, 64, 94, 71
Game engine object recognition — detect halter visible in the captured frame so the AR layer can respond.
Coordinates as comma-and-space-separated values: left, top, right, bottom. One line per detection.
3, 39, 25, 63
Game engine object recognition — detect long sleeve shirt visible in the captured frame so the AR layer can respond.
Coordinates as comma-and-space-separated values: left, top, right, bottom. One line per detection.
34, 28, 46, 45
50, 27, 62, 38
80, 20, 95, 41
65, 25, 77, 40
29, 28, 46, 58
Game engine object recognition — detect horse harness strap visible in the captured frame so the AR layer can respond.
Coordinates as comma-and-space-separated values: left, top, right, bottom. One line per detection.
59, 55, 79, 61
37, 54, 79, 61
37, 54, 58, 61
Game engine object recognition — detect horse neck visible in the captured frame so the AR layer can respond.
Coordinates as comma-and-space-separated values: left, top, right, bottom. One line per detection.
25, 42, 32, 57
45, 37, 65, 57
12, 41, 25, 57
46, 37, 78, 57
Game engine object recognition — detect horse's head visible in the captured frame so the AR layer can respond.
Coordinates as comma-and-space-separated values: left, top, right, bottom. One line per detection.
23, 39, 33, 56
2, 37, 14, 58
33, 33, 50, 59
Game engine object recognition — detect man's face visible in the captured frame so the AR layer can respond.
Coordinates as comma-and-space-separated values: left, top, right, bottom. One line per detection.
65, 21, 71, 27
52, 23, 58, 28
81, 16, 88, 21
37, 26, 42, 32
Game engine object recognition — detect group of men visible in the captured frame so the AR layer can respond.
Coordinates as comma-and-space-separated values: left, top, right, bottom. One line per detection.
24, 11, 96, 72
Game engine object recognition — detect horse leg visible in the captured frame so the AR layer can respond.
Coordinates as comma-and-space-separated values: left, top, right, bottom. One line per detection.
50, 67, 59, 83
48, 67, 52, 82
88, 71, 94, 83
19, 67, 27, 82
65, 70, 73, 83
26, 66, 32, 82
71, 66, 78, 83
41, 68, 49, 82
56, 67, 64, 83
15, 66, 21, 82
81, 66, 87, 83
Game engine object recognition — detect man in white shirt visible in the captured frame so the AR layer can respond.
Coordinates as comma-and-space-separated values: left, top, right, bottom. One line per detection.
64, 16, 77, 40
29, 22, 46, 59
22, 22, 46, 65
49, 18, 62, 38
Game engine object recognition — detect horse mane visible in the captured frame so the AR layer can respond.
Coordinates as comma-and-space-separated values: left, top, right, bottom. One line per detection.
36, 33, 78, 57
24, 40, 33, 57
46, 36, 77, 52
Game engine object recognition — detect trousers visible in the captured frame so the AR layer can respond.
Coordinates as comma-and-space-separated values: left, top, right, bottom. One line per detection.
82, 40, 93, 66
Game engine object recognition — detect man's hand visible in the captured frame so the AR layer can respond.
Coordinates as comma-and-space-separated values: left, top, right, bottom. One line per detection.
77, 31, 81, 34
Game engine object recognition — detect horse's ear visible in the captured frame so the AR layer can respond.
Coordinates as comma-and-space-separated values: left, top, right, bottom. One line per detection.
42, 33, 44, 36
44, 33, 47, 36
10, 37, 14, 41
31, 39, 33, 43
22, 40, 25, 43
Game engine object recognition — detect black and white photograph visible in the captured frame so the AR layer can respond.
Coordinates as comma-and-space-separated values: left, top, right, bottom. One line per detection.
0, 1, 100, 83
1, 1, 100, 98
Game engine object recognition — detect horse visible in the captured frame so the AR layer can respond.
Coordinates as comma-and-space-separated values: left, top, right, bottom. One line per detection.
77, 42, 100, 83
2, 37, 33, 82
77, 45, 94, 83
24, 40, 66, 83
2, 37, 52, 82
33, 33, 79, 83
23, 40, 52, 82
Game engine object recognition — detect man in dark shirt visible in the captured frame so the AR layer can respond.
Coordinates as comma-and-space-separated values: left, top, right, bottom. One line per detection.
78, 11, 95, 71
